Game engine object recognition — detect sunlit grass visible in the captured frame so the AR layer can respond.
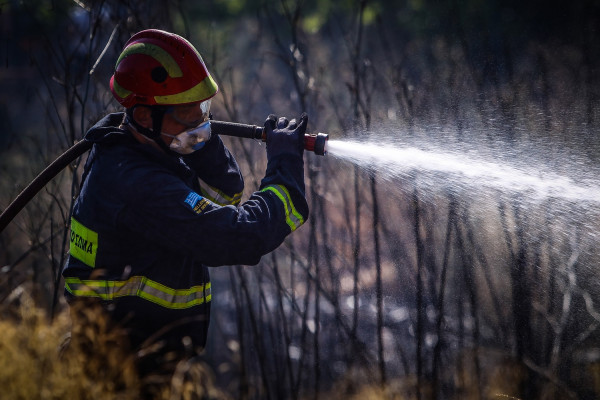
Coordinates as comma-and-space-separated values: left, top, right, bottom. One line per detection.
0, 273, 597, 399
0, 292, 229, 400
0, 294, 139, 399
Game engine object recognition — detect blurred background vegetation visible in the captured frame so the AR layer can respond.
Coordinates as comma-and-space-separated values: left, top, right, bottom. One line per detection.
1, 0, 600, 399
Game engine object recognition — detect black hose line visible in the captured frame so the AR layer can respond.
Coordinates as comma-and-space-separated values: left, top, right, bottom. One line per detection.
211, 120, 264, 140
212, 120, 328, 156
0, 120, 327, 233
0, 139, 93, 233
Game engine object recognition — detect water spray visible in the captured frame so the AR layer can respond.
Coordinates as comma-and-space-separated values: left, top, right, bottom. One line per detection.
211, 120, 329, 156
0, 119, 329, 232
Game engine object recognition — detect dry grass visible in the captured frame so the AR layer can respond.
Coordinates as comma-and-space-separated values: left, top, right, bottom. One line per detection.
0, 276, 598, 399
0, 290, 229, 400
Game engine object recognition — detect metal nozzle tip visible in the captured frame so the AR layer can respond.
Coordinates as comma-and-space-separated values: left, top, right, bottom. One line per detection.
314, 133, 328, 156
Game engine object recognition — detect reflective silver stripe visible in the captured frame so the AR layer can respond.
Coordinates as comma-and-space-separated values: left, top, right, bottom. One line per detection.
64, 276, 211, 309
260, 184, 305, 231
197, 178, 242, 206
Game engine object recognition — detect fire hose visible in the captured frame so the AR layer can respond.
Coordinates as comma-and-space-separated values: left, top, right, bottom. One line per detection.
0, 120, 329, 233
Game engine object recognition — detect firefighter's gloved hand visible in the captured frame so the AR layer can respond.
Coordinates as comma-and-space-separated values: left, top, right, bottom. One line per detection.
264, 113, 308, 160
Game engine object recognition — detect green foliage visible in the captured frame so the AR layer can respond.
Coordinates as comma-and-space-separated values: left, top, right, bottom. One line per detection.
216, 0, 246, 15
7, 0, 75, 36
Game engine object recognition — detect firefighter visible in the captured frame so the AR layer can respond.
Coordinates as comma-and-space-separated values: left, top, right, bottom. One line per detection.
61, 29, 308, 377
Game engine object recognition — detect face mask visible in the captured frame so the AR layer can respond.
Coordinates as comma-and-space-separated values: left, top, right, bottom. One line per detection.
162, 120, 211, 154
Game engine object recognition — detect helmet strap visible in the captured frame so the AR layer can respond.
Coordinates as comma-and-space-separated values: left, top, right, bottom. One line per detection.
125, 106, 174, 154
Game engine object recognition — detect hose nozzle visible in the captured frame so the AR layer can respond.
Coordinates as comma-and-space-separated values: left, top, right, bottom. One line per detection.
303, 132, 328, 155
210, 120, 329, 156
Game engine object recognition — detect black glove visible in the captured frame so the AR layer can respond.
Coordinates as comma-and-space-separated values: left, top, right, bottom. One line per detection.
264, 113, 308, 160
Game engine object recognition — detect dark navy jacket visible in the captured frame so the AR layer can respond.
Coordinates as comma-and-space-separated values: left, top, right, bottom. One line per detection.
62, 112, 308, 350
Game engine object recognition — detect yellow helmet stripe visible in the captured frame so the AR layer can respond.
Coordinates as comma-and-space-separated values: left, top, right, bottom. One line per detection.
117, 42, 183, 78
111, 78, 132, 100
154, 75, 218, 105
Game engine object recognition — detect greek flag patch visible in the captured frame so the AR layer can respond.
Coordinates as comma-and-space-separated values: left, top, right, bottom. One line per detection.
184, 191, 210, 215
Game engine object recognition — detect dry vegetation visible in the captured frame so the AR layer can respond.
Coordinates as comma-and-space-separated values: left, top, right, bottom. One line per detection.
0, 289, 233, 399
2, 1, 600, 399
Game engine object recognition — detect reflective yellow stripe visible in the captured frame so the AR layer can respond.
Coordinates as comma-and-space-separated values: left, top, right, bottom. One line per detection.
64, 276, 211, 310
261, 184, 305, 231
117, 43, 182, 77
198, 179, 242, 206
154, 75, 218, 105
111, 78, 132, 101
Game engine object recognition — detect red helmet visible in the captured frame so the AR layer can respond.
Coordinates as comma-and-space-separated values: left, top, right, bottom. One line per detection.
110, 29, 218, 108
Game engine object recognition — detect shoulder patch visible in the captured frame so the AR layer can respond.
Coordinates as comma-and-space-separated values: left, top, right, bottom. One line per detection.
184, 191, 210, 215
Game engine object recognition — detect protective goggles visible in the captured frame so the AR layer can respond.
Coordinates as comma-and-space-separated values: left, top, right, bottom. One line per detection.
168, 99, 211, 128
162, 100, 212, 154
